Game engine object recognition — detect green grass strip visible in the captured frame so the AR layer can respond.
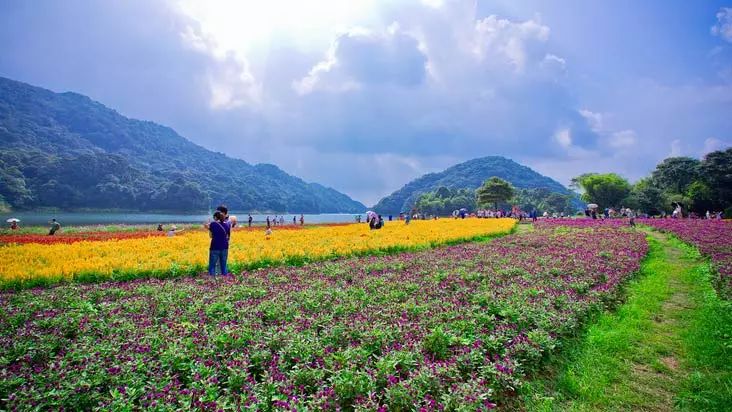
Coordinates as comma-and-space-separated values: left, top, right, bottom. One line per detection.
521, 231, 732, 411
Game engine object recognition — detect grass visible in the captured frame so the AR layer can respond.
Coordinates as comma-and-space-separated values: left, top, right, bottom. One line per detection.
520, 230, 732, 411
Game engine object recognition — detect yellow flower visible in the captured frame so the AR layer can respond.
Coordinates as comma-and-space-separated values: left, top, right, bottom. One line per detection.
0, 219, 515, 286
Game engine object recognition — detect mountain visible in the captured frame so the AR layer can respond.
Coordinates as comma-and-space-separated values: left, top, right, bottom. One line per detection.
373, 156, 573, 213
0, 77, 366, 213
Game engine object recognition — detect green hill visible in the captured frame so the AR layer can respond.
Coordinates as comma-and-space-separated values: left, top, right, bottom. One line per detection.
0, 77, 366, 213
373, 156, 573, 213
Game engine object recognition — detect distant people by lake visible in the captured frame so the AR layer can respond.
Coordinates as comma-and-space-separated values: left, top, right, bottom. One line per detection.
293, 216, 297, 225
266, 216, 271, 229
167, 225, 184, 237
48, 219, 61, 235
248, 214, 253, 228
157, 224, 164, 231
300, 214, 304, 225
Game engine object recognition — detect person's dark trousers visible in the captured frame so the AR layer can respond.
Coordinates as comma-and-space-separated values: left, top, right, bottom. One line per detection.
208, 249, 228, 275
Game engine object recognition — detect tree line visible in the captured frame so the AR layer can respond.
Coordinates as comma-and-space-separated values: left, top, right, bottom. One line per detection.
571, 148, 732, 216
413, 147, 732, 217
414, 179, 575, 216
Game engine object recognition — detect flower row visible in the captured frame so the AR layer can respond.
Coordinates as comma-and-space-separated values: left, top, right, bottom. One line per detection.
0, 219, 516, 289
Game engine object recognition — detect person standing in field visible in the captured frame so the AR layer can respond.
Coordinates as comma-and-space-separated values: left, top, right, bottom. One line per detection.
208, 211, 231, 276
48, 218, 61, 235
300, 214, 304, 225
266, 216, 271, 229
248, 214, 253, 228
293, 215, 297, 225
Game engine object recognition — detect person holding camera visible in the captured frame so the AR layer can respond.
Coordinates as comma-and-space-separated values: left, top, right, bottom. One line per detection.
208, 210, 231, 276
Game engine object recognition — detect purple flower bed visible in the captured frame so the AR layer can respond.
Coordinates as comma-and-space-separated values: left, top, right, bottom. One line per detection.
534, 218, 635, 230
642, 219, 732, 297
0, 227, 647, 410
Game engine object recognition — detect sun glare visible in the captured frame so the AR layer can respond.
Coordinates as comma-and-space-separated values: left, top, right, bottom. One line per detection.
176, 0, 379, 54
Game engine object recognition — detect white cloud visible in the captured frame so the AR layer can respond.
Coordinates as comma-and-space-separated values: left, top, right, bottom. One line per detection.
711, 7, 732, 43
206, 54, 262, 109
293, 27, 426, 95
609, 130, 637, 149
554, 128, 572, 147
541, 53, 567, 77
472, 15, 551, 72
670, 139, 683, 157
702, 137, 731, 154
579, 109, 604, 133
421, 0, 444, 9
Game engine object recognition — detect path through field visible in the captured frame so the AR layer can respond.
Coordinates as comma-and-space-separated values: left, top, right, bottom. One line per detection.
523, 230, 732, 411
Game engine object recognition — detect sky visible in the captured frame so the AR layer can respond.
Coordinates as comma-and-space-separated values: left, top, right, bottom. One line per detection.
1, 0, 731, 206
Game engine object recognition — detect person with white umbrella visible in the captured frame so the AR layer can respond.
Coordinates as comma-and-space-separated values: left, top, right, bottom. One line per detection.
6, 218, 20, 230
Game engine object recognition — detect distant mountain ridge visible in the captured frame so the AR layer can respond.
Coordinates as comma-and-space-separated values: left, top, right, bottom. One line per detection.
0, 76, 366, 213
373, 156, 572, 213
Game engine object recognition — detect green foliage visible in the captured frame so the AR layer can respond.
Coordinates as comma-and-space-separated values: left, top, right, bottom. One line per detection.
423, 327, 453, 360
373, 156, 573, 213
701, 148, 732, 210
414, 185, 575, 216
651, 156, 701, 195
625, 177, 665, 215
572, 173, 631, 209
414, 187, 476, 215
476, 177, 515, 209
0, 77, 365, 213
620, 148, 732, 215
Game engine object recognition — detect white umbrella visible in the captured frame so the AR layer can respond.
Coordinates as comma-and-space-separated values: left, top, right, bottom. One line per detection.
6, 218, 20, 223
587, 204, 599, 209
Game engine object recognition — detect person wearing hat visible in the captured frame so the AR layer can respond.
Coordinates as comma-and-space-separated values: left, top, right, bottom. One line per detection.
167, 225, 184, 237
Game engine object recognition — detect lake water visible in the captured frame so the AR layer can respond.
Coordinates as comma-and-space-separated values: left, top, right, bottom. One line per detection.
2, 212, 372, 226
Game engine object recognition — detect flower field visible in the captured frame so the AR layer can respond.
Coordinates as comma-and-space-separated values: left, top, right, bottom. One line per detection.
0, 230, 167, 245
0, 219, 515, 289
533, 217, 633, 229
0, 225, 647, 410
642, 219, 732, 298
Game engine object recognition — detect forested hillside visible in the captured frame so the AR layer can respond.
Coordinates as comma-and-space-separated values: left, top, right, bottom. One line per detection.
373, 156, 573, 213
0, 77, 366, 212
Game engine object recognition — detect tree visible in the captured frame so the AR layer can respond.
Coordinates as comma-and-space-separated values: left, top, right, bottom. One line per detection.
686, 180, 714, 213
651, 157, 700, 195
627, 177, 665, 215
700, 148, 732, 208
544, 192, 571, 213
476, 177, 515, 209
572, 173, 631, 209
414, 188, 476, 215
435, 186, 452, 199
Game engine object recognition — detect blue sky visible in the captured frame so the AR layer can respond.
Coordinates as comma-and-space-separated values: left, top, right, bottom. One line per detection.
1, 0, 731, 205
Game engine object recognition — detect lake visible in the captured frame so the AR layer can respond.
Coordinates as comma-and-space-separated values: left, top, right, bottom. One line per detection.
2, 212, 373, 226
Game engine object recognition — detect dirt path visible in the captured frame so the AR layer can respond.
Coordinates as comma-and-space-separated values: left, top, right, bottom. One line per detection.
523, 230, 732, 411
